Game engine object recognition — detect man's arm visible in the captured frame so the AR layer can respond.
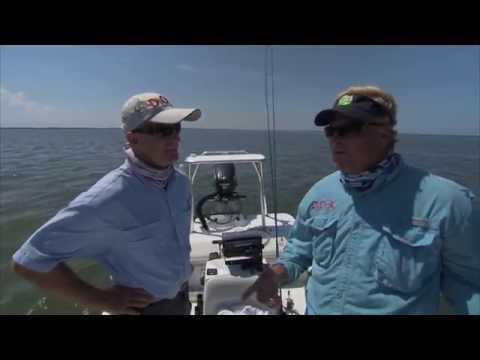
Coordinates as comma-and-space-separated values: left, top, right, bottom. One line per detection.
13, 261, 155, 314
243, 197, 314, 303
275, 202, 314, 284
441, 189, 480, 314
11, 204, 156, 314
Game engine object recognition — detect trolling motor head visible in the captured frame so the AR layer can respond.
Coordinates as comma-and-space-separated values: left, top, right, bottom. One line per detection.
214, 164, 237, 198
195, 163, 246, 231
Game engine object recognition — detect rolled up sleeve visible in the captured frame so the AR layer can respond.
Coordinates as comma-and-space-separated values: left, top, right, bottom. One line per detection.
12, 204, 115, 272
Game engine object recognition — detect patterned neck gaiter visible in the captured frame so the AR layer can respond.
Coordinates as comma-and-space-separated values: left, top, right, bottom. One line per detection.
340, 153, 401, 192
124, 147, 173, 189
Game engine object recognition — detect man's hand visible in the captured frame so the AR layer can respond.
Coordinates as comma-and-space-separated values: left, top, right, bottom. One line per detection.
12, 262, 156, 315
242, 264, 288, 306
101, 285, 156, 315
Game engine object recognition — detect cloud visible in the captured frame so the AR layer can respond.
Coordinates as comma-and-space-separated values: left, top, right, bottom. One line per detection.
0, 87, 56, 115
0, 87, 75, 127
0, 87, 122, 128
176, 64, 195, 72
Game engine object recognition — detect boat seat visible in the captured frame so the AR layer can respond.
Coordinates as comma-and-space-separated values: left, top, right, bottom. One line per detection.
203, 275, 280, 315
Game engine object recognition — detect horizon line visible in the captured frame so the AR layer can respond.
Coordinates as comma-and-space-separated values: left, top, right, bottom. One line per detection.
0, 127, 478, 137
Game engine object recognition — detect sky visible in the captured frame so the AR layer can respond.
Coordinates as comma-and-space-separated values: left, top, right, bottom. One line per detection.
0, 45, 478, 135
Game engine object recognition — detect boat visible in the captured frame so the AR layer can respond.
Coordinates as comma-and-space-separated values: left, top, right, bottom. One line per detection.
183, 150, 306, 315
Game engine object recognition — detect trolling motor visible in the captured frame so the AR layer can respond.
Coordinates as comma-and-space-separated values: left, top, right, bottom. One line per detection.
195, 163, 246, 231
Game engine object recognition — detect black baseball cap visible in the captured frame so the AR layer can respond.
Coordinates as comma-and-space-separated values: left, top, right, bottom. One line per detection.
314, 94, 394, 126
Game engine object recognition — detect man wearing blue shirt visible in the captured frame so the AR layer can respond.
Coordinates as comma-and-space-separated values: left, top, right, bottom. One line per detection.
244, 85, 479, 315
12, 92, 201, 315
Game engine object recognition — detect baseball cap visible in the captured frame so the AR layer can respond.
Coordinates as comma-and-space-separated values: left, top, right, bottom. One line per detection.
314, 94, 394, 127
121, 92, 201, 132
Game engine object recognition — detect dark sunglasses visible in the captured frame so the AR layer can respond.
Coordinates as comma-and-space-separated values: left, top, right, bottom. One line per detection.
324, 121, 386, 138
133, 122, 181, 138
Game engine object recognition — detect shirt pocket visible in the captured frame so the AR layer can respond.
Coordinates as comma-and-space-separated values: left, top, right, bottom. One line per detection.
308, 216, 338, 269
124, 220, 166, 244
375, 225, 440, 294
123, 220, 172, 269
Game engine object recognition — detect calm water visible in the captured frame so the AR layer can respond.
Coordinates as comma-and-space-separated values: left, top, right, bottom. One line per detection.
1, 128, 479, 314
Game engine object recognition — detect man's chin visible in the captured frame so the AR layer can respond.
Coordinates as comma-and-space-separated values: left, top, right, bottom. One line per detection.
164, 148, 178, 157
166, 154, 178, 164
332, 159, 351, 173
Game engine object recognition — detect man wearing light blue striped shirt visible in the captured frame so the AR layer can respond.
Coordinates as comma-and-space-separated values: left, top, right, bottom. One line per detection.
12, 92, 201, 315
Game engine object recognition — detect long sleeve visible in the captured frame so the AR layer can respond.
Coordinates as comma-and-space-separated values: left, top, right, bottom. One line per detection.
276, 198, 314, 283
441, 188, 480, 314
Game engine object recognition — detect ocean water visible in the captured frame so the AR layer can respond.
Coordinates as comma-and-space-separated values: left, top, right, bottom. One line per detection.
1, 128, 479, 314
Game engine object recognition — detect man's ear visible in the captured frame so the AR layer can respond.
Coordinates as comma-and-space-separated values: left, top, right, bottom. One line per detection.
126, 131, 139, 146
376, 126, 397, 150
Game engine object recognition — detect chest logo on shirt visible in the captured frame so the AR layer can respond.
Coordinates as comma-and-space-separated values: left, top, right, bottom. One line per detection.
309, 200, 336, 214
411, 217, 429, 228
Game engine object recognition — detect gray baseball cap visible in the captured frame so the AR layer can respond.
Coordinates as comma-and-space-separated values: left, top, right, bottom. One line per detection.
121, 92, 201, 132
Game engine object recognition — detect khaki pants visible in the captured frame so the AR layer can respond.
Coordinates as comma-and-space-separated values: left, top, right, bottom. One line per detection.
141, 283, 191, 315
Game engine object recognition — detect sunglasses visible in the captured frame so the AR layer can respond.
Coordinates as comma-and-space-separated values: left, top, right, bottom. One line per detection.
133, 122, 181, 138
324, 121, 387, 138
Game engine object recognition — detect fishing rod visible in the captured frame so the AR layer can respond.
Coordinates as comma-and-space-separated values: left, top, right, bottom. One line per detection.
264, 45, 279, 259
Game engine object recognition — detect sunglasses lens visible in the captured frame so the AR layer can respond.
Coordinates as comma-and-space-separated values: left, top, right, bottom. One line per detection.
136, 123, 181, 137
157, 124, 180, 137
325, 122, 364, 138
159, 127, 174, 137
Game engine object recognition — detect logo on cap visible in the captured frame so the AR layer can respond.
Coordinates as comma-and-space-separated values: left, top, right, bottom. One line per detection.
134, 96, 171, 113
337, 95, 353, 106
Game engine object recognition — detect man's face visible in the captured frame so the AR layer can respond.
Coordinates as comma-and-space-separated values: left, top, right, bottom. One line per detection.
325, 116, 391, 174
127, 121, 181, 168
